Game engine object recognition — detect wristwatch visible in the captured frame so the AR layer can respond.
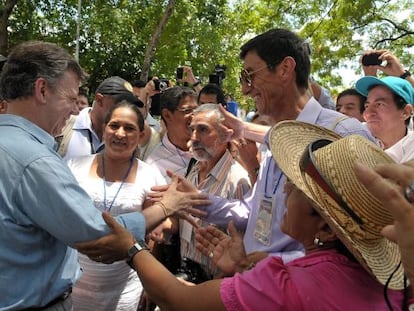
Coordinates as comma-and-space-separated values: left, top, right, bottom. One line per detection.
126, 240, 149, 269
400, 70, 411, 79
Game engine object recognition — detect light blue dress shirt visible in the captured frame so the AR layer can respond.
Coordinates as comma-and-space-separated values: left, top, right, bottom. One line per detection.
201, 98, 375, 263
0, 115, 146, 310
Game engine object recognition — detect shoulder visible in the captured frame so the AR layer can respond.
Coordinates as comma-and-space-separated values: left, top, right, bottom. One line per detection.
67, 154, 95, 172
318, 109, 374, 141
220, 257, 303, 310
145, 141, 166, 163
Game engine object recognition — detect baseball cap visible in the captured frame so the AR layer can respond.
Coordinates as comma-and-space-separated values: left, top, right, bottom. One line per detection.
95, 76, 143, 107
355, 76, 414, 105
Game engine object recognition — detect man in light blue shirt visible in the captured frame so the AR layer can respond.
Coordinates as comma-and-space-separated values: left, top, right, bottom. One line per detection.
0, 41, 201, 310
193, 29, 375, 266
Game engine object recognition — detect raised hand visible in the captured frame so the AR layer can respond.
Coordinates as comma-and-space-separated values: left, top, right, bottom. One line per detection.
195, 221, 247, 276
354, 161, 414, 282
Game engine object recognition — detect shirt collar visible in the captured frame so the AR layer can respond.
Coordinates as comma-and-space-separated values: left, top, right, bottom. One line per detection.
0, 114, 56, 149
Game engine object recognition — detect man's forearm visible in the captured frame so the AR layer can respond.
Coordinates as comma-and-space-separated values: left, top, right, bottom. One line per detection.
242, 122, 270, 144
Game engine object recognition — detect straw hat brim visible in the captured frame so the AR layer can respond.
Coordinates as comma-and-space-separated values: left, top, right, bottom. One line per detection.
269, 120, 404, 289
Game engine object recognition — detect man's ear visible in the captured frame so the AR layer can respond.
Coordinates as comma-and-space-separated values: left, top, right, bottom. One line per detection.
161, 108, 172, 125
95, 93, 105, 107
278, 56, 296, 81
34, 78, 47, 104
402, 104, 413, 121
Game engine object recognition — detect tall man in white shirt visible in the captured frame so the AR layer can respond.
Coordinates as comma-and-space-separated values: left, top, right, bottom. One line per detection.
57, 76, 143, 159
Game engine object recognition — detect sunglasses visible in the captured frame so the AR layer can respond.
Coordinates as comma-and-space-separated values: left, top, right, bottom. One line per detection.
299, 139, 363, 225
175, 107, 195, 115
239, 64, 269, 87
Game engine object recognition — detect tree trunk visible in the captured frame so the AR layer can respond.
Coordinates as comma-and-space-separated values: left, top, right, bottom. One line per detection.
0, 0, 18, 56
140, 0, 176, 82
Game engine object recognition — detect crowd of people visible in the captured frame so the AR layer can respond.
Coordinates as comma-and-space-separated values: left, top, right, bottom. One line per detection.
0, 27, 414, 311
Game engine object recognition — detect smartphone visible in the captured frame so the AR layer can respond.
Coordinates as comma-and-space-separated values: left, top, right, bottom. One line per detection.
362, 53, 382, 66
176, 67, 184, 80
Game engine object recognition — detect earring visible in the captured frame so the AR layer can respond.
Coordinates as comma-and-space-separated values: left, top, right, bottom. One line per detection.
314, 237, 324, 247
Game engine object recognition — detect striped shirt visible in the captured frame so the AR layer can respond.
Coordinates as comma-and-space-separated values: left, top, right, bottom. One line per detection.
180, 150, 251, 276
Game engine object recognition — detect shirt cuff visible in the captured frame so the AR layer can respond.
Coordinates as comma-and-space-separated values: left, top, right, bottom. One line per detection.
117, 212, 146, 241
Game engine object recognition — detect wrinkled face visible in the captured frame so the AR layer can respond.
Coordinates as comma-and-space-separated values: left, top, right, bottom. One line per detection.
281, 180, 322, 246
240, 51, 284, 118
189, 111, 226, 161
336, 95, 364, 121
198, 93, 218, 105
167, 95, 198, 142
44, 70, 79, 136
102, 106, 143, 159
363, 86, 409, 140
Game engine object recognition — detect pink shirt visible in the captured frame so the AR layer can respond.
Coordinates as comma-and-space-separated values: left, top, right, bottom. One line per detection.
220, 249, 403, 311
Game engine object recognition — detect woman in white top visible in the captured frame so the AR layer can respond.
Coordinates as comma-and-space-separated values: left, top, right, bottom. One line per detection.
68, 101, 165, 310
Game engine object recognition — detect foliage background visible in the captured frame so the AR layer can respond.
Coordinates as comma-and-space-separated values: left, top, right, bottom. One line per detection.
1, 0, 413, 111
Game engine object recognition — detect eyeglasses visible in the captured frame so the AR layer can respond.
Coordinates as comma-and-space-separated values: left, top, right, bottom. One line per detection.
239, 64, 269, 87
175, 107, 195, 115
299, 139, 363, 225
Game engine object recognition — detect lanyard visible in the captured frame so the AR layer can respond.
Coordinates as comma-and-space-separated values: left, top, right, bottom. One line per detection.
264, 157, 284, 198
102, 154, 134, 212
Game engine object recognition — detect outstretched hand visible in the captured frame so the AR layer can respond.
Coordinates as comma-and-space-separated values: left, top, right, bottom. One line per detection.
75, 212, 135, 264
195, 221, 247, 276
150, 173, 210, 217
149, 170, 199, 200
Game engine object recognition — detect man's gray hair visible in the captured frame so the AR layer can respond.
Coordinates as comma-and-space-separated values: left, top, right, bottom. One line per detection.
193, 103, 224, 124
0, 41, 85, 101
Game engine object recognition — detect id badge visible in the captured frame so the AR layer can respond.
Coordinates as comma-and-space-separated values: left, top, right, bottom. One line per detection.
253, 195, 274, 246
180, 218, 194, 243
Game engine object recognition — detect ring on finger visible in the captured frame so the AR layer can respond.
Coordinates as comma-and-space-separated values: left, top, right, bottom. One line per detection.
404, 180, 414, 203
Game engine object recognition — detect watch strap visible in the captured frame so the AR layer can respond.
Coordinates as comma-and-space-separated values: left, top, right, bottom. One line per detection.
400, 70, 411, 79
126, 241, 149, 269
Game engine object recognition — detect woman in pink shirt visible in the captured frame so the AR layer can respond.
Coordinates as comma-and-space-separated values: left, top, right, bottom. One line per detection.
77, 121, 407, 311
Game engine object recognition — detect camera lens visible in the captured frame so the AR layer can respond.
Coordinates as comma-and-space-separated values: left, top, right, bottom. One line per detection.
159, 81, 168, 92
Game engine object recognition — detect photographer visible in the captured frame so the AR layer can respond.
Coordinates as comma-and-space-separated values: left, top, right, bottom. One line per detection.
361, 50, 414, 87
209, 64, 227, 88
176, 65, 202, 93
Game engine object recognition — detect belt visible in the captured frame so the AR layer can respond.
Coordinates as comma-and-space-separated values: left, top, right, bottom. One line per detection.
23, 288, 72, 311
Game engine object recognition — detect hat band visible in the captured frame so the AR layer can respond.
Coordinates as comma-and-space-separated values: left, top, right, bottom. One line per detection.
299, 139, 363, 225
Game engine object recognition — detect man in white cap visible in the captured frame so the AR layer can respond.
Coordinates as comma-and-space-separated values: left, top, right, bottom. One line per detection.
57, 76, 144, 160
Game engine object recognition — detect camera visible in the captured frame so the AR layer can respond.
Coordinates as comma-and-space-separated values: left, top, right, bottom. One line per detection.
209, 64, 227, 86
174, 258, 209, 284
176, 67, 184, 80
153, 78, 170, 92
362, 53, 382, 66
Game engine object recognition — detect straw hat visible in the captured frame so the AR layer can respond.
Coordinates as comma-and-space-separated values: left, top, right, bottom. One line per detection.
269, 120, 404, 290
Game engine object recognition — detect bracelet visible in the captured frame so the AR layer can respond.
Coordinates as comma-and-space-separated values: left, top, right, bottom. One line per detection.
400, 70, 412, 79
155, 201, 169, 217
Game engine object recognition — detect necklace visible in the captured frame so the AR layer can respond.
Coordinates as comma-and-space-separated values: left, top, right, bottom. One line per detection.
102, 154, 134, 212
